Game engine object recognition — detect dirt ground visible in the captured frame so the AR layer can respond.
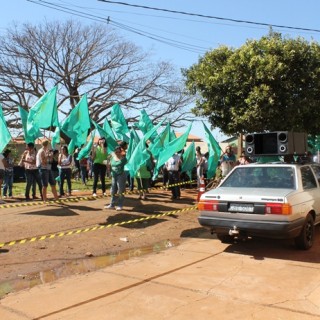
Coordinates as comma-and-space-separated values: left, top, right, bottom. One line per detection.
0, 186, 203, 297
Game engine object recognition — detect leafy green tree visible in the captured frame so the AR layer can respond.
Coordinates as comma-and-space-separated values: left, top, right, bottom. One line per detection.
183, 31, 320, 135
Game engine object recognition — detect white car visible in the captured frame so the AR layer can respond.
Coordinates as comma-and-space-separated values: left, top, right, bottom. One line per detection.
198, 162, 320, 249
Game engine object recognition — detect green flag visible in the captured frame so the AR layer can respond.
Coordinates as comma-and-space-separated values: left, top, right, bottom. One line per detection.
26, 86, 59, 138
91, 120, 118, 153
126, 128, 140, 161
156, 123, 192, 171
19, 105, 42, 143
61, 94, 91, 147
203, 122, 222, 179
68, 139, 76, 154
170, 128, 177, 141
110, 103, 129, 142
181, 141, 196, 179
133, 109, 157, 141
77, 131, 95, 161
0, 105, 12, 153
103, 118, 116, 140
149, 122, 170, 159
19, 106, 28, 139
126, 120, 164, 177
51, 124, 61, 149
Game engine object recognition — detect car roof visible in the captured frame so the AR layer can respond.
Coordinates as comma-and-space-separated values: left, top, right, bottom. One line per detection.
241, 162, 317, 168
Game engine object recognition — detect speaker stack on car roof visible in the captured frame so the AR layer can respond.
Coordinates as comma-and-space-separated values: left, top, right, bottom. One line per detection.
245, 131, 307, 156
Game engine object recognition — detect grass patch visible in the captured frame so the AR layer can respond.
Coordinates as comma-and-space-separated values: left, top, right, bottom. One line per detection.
12, 178, 112, 197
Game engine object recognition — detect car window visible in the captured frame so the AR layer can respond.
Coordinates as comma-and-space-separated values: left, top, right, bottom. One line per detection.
220, 166, 295, 189
301, 166, 318, 190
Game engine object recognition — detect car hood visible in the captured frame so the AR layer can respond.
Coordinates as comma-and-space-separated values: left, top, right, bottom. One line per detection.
201, 187, 295, 203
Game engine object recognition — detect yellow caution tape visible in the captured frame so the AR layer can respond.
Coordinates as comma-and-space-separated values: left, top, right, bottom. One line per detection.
0, 180, 197, 209
0, 205, 198, 248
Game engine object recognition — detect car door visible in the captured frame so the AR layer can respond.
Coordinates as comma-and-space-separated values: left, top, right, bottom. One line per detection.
300, 165, 320, 222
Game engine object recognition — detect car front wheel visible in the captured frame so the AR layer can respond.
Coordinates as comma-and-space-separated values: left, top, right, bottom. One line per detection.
294, 213, 315, 250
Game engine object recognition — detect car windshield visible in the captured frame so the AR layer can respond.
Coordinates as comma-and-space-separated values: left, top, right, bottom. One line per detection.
220, 166, 295, 189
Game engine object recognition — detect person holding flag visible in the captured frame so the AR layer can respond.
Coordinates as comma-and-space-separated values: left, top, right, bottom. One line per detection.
19, 142, 43, 201
58, 145, 73, 197
104, 145, 127, 211
165, 151, 182, 200
37, 140, 59, 202
92, 137, 108, 197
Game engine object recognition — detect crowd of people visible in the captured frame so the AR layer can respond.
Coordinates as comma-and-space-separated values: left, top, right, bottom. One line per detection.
0, 137, 251, 208
0, 138, 139, 208
0, 141, 88, 204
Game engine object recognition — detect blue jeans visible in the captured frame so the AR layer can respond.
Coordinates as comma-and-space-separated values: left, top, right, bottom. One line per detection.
80, 166, 87, 184
126, 171, 134, 191
3, 171, 13, 197
59, 168, 72, 195
110, 172, 127, 207
25, 169, 43, 199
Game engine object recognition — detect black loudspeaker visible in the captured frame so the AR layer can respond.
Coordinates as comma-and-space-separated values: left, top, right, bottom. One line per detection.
245, 132, 307, 156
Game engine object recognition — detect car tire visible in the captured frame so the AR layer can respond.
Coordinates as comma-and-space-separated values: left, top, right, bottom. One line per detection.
216, 233, 234, 244
294, 213, 315, 250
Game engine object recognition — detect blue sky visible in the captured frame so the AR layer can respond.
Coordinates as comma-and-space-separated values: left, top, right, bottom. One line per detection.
2, 0, 320, 141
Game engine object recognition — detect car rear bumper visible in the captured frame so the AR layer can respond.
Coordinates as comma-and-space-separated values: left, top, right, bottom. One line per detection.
198, 216, 305, 239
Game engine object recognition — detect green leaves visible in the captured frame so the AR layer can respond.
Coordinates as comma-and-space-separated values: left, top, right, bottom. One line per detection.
184, 32, 320, 135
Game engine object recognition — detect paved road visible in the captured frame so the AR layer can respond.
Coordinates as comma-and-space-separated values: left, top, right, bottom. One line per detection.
1, 231, 320, 320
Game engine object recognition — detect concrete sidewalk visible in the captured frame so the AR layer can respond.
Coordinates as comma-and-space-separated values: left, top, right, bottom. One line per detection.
1, 237, 320, 320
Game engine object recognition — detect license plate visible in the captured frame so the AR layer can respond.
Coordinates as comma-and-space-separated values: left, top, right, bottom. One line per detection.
229, 203, 254, 213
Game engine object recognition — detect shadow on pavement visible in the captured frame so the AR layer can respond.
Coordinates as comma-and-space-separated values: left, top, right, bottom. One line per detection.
183, 225, 320, 263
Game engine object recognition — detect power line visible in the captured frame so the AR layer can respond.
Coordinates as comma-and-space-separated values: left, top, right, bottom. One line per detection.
110, 20, 207, 53
27, 0, 208, 53
34, 0, 215, 47
98, 0, 320, 33
27, 0, 110, 24
56, 0, 273, 36
25, 0, 320, 57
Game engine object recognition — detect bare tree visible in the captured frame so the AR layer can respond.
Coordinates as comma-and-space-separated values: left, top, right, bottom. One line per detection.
0, 20, 194, 134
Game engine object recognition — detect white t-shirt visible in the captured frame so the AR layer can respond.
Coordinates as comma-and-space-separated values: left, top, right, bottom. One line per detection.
0, 154, 5, 170
37, 148, 53, 169
165, 154, 181, 171
36, 149, 42, 168
59, 154, 72, 169
196, 153, 203, 165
